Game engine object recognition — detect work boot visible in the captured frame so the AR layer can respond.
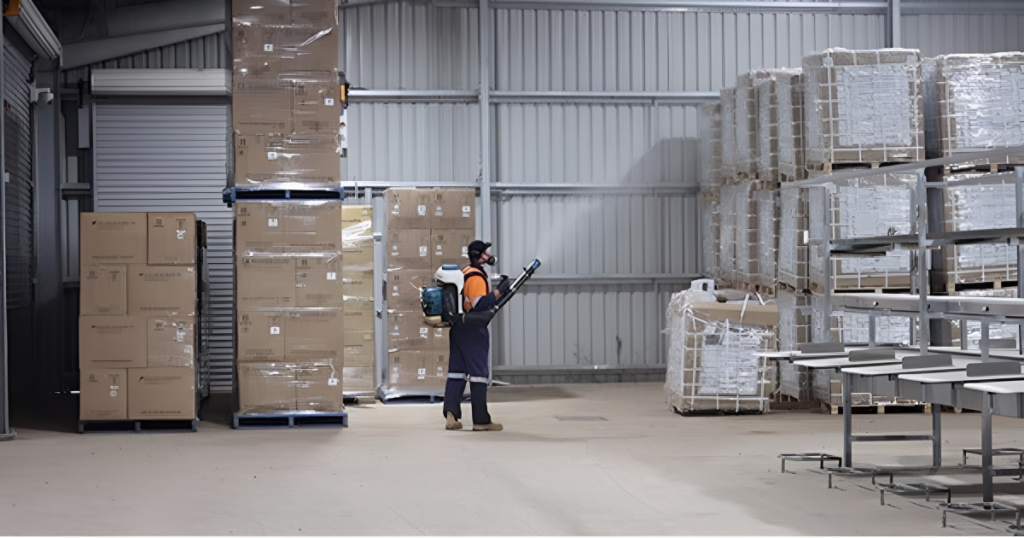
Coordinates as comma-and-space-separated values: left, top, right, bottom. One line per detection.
472, 422, 503, 432
445, 411, 463, 431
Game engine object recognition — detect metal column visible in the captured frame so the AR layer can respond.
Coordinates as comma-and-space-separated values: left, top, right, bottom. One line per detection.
982, 391, 994, 503
1016, 167, 1023, 355
843, 371, 853, 466
0, 19, 12, 441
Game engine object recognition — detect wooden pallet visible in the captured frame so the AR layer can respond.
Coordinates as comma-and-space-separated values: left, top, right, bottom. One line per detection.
941, 160, 1023, 176
820, 401, 931, 415
936, 277, 1018, 295
232, 412, 349, 429
723, 280, 777, 299
78, 419, 198, 434
810, 281, 912, 295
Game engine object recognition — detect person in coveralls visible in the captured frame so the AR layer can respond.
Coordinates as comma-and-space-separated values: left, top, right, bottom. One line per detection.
443, 240, 510, 431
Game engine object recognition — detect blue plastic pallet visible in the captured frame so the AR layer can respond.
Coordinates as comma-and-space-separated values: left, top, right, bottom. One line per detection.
232, 412, 348, 429
78, 419, 198, 434
222, 185, 345, 206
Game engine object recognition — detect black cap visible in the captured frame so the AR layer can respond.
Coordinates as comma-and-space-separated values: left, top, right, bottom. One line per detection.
467, 240, 491, 260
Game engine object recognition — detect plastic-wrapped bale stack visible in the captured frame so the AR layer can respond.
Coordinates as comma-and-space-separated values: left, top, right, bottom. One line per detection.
735, 71, 774, 179
755, 187, 779, 291
803, 48, 925, 172
776, 289, 812, 400
665, 294, 778, 415
700, 187, 721, 280
720, 87, 737, 179
341, 206, 375, 397
937, 175, 1017, 292
807, 172, 915, 293
776, 70, 806, 182
384, 188, 476, 399
699, 101, 723, 186
755, 74, 779, 182
777, 188, 810, 291
717, 184, 739, 283
930, 53, 1024, 167
732, 182, 759, 287
79, 213, 201, 422
951, 288, 1020, 348
810, 293, 912, 346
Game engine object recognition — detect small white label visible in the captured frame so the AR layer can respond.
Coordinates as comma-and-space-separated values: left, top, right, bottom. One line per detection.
325, 98, 335, 106
417, 204, 427, 216
270, 326, 281, 335
435, 205, 443, 216
420, 328, 428, 335
110, 391, 118, 397
392, 204, 400, 215
327, 272, 337, 280
267, 151, 278, 160
263, 44, 274, 52
462, 205, 472, 216
417, 368, 427, 375
328, 378, 339, 386
419, 246, 428, 257
268, 218, 279, 227
176, 230, 186, 240
461, 246, 469, 256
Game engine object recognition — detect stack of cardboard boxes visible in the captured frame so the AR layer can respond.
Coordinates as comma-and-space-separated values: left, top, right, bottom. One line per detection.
341, 206, 375, 396
79, 213, 200, 421
385, 188, 475, 397
235, 201, 344, 414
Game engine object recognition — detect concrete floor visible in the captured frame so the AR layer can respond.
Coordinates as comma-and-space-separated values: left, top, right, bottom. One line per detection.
3, 383, 1024, 535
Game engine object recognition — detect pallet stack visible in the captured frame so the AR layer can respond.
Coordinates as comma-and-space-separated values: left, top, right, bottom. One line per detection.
384, 188, 476, 400
341, 206, 375, 397
79, 213, 202, 425
231, 0, 345, 418
698, 101, 722, 280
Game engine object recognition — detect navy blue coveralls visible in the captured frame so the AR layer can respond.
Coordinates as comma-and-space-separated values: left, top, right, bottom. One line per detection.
442, 264, 495, 425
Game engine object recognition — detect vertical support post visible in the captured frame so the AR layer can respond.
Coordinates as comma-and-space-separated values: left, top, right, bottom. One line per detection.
823, 186, 833, 343
843, 371, 853, 467
364, 186, 371, 205
1015, 167, 1023, 355
891, 0, 901, 48
983, 391, 994, 503
916, 169, 929, 354
868, 313, 877, 348
981, 320, 990, 362
932, 396, 942, 468
479, 0, 493, 384
0, 19, 11, 441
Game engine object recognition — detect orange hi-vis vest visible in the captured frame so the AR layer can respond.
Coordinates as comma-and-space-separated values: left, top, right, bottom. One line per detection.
461, 265, 490, 312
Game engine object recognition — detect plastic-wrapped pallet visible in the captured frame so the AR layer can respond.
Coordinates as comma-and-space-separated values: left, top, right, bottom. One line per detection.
776, 70, 806, 182
718, 184, 739, 283
952, 288, 1020, 348
807, 172, 915, 292
755, 187, 779, 289
341, 206, 375, 398
720, 87, 737, 179
700, 187, 721, 280
930, 53, 1024, 165
922, 56, 941, 158
810, 292, 912, 345
778, 188, 809, 291
733, 183, 759, 285
699, 102, 723, 186
939, 175, 1017, 291
777, 288, 811, 351
665, 294, 778, 415
735, 71, 774, 178
803, 48, 925, 168
755, 75, 779, 182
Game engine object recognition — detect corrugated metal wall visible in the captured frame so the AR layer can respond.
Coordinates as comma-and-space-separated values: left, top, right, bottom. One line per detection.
903, 14, 1024, 57
61, 31, 229, 87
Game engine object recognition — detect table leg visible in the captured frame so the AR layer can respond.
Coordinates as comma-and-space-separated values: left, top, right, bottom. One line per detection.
983, 391, 994, 504
933, 401, 942, 468
844, 371, 853, 467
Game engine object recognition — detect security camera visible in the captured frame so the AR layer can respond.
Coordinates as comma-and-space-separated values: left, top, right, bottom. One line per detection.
39, 91, 53, 105
31, 87, 52, 105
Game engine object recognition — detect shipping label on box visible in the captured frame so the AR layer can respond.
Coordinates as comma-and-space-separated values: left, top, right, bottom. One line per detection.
428, 189, 475, 229
128, 265, 197, 317
295, 256, 343, 308
147, 317, 196, 368
127, 367, 196, 420
387, 228, 432, 271
148, 213, 196, 265
386, 189, 432, 229
80, 213, 147, 265
78, 316, 147, 369
285, 310, 344, 362
237, 310, 286, 362
80, 369, 127, 421
81, 264, 128, 316
295, 359, 343, 412
237, 361, 297, 415
431, 229, 475, 268
237, 256, 295, 310
387, 269, 433, 309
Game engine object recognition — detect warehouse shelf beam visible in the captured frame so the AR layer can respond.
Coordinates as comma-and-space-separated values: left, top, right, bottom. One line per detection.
348, 90, 479, 103
490, 91, 719, 105
339, 182, 698, 195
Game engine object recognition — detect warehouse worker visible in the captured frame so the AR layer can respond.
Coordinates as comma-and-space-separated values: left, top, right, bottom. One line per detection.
443, 240, 511, 432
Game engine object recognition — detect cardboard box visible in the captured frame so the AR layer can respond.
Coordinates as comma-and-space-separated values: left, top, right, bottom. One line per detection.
284, 201, 342, 252
236, 256, 295, 310
127, 265, 197, 317
687, 302, 779, 326
422, 350, 448, 388
80, 213, 148, 266
81, 264, 128, 316
148, 213, 196, 265
386, 189, 432, 229
293, 79, 341, 136
388, 311, 432, 349
289, 0, 338, 27
147, 317, 196, 368
388, 351, 428, 389
387, 228, 431, 271
295, 256, 343, 308
233, 24, 339, 74
386, 269, 433, 309
237, 361, 296, 414
342, 307, 375, 331
234, 137, 340, 186
80, 369, 127, 421
343, 336, 375, 368
431, 229, 475, 268
231, 78, 293, 135
428, 189, 475, 229
342, 269, 374, 300
343, 366, 374, 394
127, 367, 196, 420
78, 316, 147, 369
237, 311, 286, 362
231, 0, 291, 25
295, 359, 344, 412
342, 206, 373, 227
286, 310, 343, 363
342, 206, 374, 272
235, 201, 287, 255
343, 294, 375, 313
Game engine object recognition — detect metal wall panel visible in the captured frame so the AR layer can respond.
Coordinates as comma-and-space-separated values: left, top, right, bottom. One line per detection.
902, 14, 1024, 57
344, 102, 481, 183
4, 36, 33, 313
341, 3, 479, 90
93, 104, 233, 392
61, 31, 228, 87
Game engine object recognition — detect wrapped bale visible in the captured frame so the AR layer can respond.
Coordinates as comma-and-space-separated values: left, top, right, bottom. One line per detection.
777, 70, 806, 182
733, 182, 760, 286
718, 184, 739, 283
778, 188, 810, 291
810, 292, 912, 345
777, 288, 812, 351
755, 187, 779, 289
735, 70, 774, 178
720, 87, 737, 179
666, 296, 778, 415
931, 53, 1024, 165
808, 172, 915, 292
938, 175, 1017, 291
803, 48, 925, 168
699, 101, 724, 186
700, 187, 721, 280
951, 288, 1020, 348
755, 75, 779, 182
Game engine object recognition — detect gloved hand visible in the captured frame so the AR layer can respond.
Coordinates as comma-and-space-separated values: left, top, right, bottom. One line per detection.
496, 275, 513, 296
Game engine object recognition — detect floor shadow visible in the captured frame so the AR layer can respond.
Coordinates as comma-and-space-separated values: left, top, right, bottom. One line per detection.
9, 394, 79, 434
489, 385, 578, 403
199, 394, 233, 425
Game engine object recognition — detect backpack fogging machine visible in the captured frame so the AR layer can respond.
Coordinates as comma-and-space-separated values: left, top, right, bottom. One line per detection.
420, 259, 542, 327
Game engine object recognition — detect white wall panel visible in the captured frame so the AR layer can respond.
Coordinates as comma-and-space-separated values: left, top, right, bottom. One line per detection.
902, 14, 1024, 58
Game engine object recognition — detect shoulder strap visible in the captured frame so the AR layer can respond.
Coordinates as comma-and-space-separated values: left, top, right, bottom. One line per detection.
461, 266, 489, 296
